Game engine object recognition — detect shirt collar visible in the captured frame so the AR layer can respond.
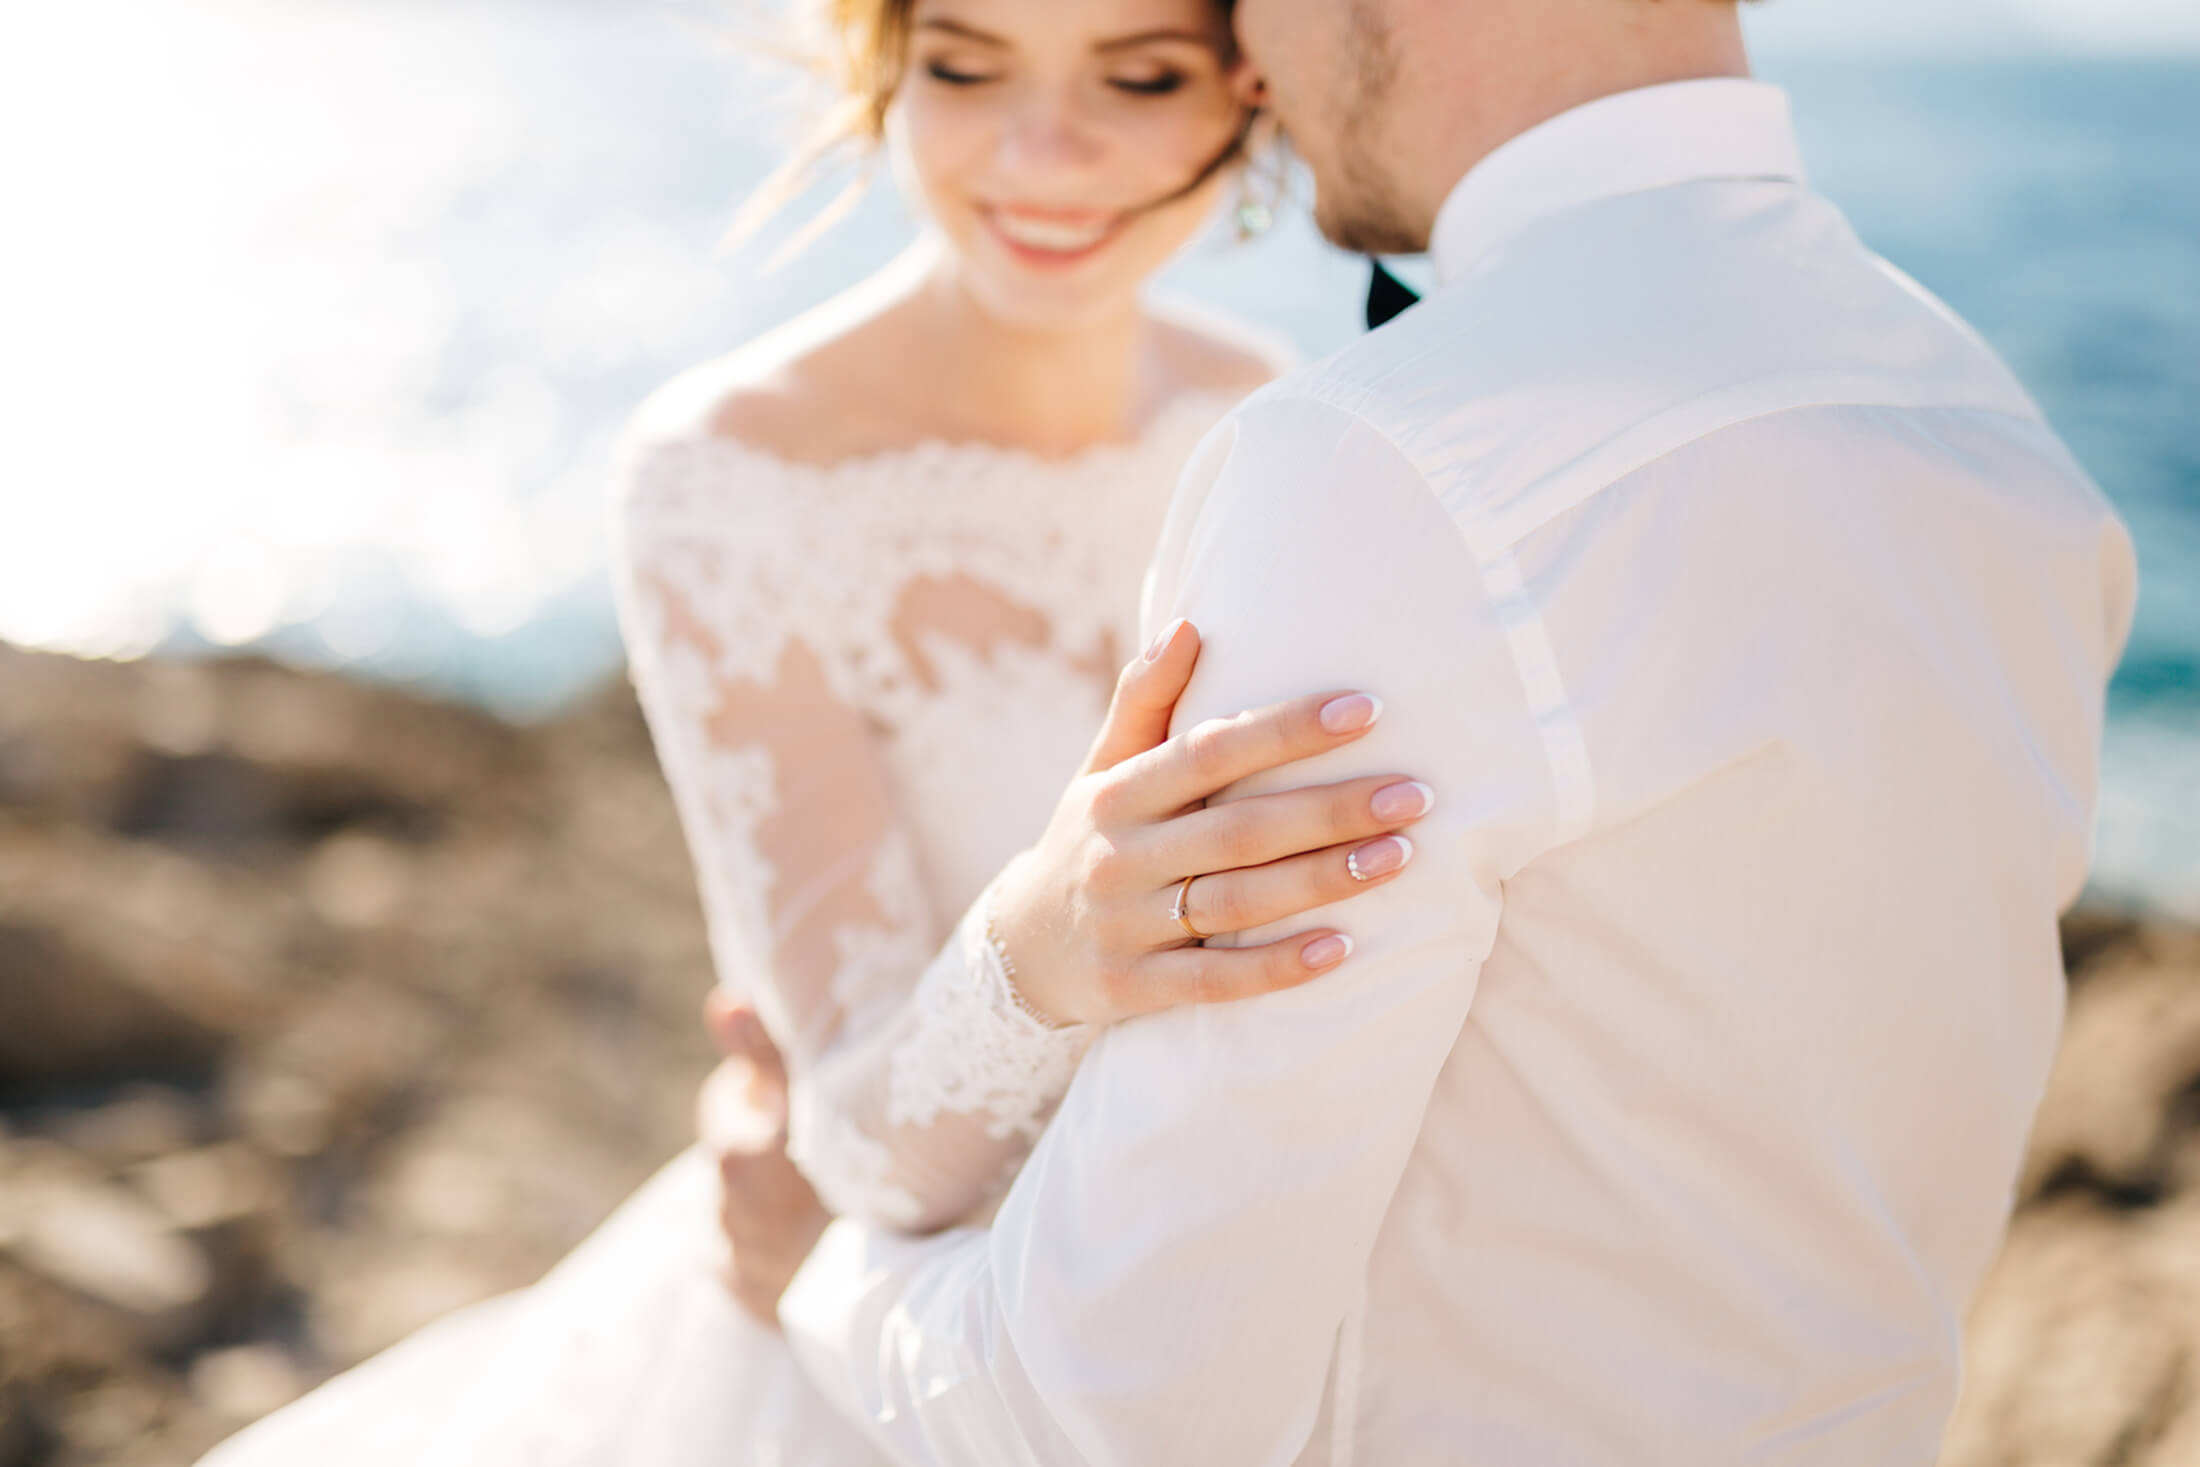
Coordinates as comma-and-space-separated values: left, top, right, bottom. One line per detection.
1428, 78, 1807, 285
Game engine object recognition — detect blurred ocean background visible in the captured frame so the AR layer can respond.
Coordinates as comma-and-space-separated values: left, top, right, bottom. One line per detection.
3, 1, 2193, 913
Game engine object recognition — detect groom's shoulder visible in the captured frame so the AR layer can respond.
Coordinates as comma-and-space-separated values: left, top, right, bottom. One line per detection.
1213, 292, 1497, 476
1219, 192, 2043, 544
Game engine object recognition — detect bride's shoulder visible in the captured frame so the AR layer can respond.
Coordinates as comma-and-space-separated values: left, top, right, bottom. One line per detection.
621, 295, 907, 474
1143, 298, 1301, 404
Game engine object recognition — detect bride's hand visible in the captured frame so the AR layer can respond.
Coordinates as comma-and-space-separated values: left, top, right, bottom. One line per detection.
698, 990, 830, 1324
990, 619, 1430, 1027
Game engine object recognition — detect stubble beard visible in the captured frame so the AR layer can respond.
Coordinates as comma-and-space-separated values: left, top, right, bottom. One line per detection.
1314, 0, 1425, 257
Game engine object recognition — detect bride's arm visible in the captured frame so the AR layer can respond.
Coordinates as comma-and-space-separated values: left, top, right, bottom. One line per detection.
611, 448, 1090, 1234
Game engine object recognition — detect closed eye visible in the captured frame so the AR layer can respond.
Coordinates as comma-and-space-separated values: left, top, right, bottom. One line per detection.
1109, 73, 1186, 97
926, 62, 996, 86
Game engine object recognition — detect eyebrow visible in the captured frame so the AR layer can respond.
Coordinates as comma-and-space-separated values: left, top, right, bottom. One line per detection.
1094, 28, 1219, 52
914, 19, 1218, 52
915, 18, 1009, 46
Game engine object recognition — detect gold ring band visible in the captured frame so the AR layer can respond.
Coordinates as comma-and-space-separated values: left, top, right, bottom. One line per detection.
1171, 874, 1209, 941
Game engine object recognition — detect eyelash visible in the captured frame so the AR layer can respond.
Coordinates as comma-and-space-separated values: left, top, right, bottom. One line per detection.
1111, 73, 1186, 97
921, 63, 1189, 97
926, 62, 994, 86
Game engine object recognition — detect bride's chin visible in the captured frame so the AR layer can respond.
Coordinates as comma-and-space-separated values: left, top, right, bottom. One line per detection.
923, 225, 1147, 334
956, 264, 1139, 336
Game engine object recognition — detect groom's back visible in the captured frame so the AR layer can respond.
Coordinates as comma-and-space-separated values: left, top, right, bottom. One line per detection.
1262, 122, 2137, 1466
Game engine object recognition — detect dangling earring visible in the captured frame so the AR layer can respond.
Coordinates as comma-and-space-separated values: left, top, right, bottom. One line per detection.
1233, 189, 1275, 241
1232, 111, 1287, 242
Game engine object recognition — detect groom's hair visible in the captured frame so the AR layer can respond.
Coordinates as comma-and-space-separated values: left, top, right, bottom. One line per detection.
725, 0, 1245, 260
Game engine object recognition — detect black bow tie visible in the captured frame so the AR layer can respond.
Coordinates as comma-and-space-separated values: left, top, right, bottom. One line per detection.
1365, 258, 1420, 330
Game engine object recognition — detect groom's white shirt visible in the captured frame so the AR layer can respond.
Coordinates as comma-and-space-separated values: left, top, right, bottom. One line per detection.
782, 79, 2137, 1465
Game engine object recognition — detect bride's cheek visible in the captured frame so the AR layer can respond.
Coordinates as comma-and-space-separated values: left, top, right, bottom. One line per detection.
1121, 113, 1238, 245
890, 97, 995, 233
1137, 96, 1242, 202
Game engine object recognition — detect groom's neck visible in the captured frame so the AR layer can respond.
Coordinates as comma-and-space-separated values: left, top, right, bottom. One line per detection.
1392, 0, 1752, 235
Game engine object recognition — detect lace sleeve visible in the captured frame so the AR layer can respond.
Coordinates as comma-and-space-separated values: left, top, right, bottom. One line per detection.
788, 874, 1091, 1229
609, 430, 1090, 1232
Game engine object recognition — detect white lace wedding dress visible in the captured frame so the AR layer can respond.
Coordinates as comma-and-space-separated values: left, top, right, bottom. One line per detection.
196, 387, 1240, 1467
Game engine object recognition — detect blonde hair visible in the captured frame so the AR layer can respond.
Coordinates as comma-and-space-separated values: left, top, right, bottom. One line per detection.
723, 1, 920, 256
725, 0, 1246, 259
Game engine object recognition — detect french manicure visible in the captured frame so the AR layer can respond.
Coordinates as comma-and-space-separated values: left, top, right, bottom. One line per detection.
1348, 835, 1413, 880
1370, 780, 1435, 822
1319, 693, 1383, 734
1145, 618, 1187, 662
1301, 933, 1354, 969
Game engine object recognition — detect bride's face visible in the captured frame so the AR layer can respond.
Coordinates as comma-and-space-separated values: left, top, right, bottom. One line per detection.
894, 0, 1253, 331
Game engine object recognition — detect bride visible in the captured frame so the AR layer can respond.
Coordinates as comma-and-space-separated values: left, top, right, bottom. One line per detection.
198, 0, 1437, 1461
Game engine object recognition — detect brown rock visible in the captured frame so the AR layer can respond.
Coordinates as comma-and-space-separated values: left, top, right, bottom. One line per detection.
47, 1377, 165, 1461
224, 1071, 339, 1161
302, 830, 414, 929
2021, 950, 2200, 1202
0, 923, 225, 1091
308, 1251, 510, 1363
128, 1142, 275, 1232
188, 1343, 306, 1425
43, 1084, 211, 1169
0, 1161, 212, 1348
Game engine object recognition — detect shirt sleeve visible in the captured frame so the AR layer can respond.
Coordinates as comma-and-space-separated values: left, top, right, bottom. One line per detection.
779, 395, 1564, 1465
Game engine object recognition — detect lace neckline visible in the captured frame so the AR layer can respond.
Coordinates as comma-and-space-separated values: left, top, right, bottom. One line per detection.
653, 387, 1241, 487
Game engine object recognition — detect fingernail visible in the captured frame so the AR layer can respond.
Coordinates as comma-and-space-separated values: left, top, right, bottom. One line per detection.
1145, 618, 1186, 662
1370, 780, 1434, 821
1348, 834, 1413, 880
1301, 933, 1353, 969
1319, 693, 1382, 733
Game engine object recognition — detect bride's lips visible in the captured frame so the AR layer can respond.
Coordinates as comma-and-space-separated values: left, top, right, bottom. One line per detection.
979, 204, 1127, 269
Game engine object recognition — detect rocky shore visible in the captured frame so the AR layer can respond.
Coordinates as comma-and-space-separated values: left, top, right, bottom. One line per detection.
0, 643, 2194, 1465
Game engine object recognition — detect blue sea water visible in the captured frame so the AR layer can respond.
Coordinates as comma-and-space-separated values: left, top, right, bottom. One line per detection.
11, 9, 2194, 911
1768, 59, 2200, 910
1781, 59, 2200, 723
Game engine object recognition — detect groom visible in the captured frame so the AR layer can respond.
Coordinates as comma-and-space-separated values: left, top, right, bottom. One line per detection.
747, 0, 2140, 1461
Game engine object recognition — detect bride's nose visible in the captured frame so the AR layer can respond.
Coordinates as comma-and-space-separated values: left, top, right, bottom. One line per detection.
992, 86, 1106, 179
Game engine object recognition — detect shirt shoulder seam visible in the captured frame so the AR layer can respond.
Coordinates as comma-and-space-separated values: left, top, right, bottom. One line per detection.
1230, 386, 1597, 853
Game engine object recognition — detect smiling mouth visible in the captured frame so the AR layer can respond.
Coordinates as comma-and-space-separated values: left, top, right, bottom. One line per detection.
982, 207, 1123, 261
